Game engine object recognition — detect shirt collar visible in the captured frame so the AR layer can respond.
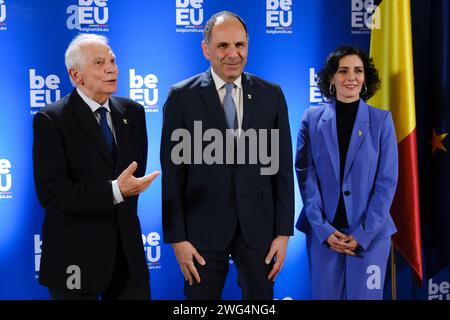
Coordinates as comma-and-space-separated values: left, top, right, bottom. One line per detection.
76, 87, 111, 113
210, 68, 242, 91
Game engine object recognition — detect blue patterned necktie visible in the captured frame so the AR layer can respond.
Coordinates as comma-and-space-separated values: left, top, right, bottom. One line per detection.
97, 107, 116, 158
223, 83, 237, 129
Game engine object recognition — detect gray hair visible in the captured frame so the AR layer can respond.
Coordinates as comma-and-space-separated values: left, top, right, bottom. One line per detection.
64, 33, 110, 72
203, 11, 248, 44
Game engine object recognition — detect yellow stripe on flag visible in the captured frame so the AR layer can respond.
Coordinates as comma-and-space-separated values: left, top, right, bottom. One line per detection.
368, 0, 416, 142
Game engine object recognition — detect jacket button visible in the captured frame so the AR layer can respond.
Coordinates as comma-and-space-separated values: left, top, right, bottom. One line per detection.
344, 191, 351, 196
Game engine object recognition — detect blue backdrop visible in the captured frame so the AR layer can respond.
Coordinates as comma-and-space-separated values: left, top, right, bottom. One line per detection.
0, 0, 447, 300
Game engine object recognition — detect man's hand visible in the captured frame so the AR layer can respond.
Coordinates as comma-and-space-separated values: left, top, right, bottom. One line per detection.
172, 241, 206, 286
117, 161, 160, 197
327, 231, 357, 256
265, 235, 290, 282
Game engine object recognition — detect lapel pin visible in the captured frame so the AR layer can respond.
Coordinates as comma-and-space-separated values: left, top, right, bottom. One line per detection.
358, 130, 362, 137
247, 93, 252, 100
123, 118, 128, 124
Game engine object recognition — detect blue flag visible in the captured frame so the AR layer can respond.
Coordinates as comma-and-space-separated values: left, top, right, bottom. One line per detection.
423, 0, 450, 277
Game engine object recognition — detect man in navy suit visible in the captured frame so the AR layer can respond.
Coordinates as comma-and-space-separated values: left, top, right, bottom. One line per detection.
33, 34, 159, 300
161, 11, 294, 300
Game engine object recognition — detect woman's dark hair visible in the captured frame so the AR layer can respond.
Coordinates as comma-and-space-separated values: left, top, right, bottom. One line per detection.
317, 45, 380, 101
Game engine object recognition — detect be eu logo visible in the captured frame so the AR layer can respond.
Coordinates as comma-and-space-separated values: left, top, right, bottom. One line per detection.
129, 69, 159, 113
0, 0, 7, 31
67, 0, 109, 32
0, 159, 12, 199
175, 0, 204, 33
429, 278, 450, 300
29, 69, 61, 115
266, 0, 293, 35
309, 67, 327, 106
142, 232, 162, 270
34, 234, 42, 277
351, 0, 380, 35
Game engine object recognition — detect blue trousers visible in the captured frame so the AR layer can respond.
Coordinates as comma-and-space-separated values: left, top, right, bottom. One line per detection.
306, 232, 391, 300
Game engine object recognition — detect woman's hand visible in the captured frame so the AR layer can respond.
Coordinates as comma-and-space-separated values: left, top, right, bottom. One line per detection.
327, 231, 358, 256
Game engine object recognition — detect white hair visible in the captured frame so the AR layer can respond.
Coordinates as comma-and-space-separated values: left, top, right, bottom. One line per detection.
64, 33, 110, 72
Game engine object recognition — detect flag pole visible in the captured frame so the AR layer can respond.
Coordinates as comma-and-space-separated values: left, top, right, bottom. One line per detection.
390, 243, 397, 300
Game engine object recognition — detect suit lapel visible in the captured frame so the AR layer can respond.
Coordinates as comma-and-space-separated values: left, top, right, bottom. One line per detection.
69, 90, 114, 167
110, 98, 130, 169
241, 73, 255, 131
343, 99, 370, 181
318, 102, 340, 183
199, 70, 228, 131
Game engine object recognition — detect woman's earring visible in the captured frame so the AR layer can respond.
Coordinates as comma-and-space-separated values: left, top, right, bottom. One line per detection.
360, 83, 368, 95
329, 83, 335, 96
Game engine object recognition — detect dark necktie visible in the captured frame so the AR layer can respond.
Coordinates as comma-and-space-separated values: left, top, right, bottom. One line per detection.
223, 83, 237, 129
97, 107, 116, 158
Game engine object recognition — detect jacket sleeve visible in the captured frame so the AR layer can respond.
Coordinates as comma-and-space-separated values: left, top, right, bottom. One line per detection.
136, 104, 148, 178
352, 112, 399, 250
296, 110, 336, 243
273, 85, 295, 236
160, 87, 188, 243
33, 111, 114, 213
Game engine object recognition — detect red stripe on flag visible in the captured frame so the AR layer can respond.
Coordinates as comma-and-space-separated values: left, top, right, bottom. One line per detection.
391, 129, 423, 283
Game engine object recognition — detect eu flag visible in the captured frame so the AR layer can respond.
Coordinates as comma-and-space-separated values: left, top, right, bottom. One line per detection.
426, 0, 450, 277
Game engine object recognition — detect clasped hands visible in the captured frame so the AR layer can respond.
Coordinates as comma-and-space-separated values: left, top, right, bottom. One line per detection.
327, 230, 359, 256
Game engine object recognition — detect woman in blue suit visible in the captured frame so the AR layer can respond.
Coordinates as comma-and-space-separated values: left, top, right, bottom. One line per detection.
296, 46, 398, 299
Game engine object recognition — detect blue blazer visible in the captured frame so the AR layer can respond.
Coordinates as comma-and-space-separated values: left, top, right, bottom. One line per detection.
295, 100, 398, 250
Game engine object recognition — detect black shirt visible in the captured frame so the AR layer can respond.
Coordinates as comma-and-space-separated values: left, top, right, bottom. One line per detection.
332, 99, 359, 229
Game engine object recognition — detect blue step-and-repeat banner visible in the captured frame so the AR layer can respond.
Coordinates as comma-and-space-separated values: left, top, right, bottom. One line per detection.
0, 0, 447, 300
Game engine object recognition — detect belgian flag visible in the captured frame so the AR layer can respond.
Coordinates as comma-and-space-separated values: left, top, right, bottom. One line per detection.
368, 0, 423, 282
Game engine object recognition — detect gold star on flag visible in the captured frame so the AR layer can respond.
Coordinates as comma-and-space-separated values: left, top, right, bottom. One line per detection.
430, 129, 448, 154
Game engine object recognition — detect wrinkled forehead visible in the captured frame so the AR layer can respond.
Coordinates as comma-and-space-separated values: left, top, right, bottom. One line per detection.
80, 42, 115, 60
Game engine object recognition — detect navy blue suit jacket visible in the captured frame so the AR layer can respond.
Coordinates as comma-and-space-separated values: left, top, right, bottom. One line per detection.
161, 70, 294, 250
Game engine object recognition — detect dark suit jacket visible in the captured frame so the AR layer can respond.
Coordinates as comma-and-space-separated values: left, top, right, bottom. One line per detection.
161, 70, 294, 251
33, 89, 149, 293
